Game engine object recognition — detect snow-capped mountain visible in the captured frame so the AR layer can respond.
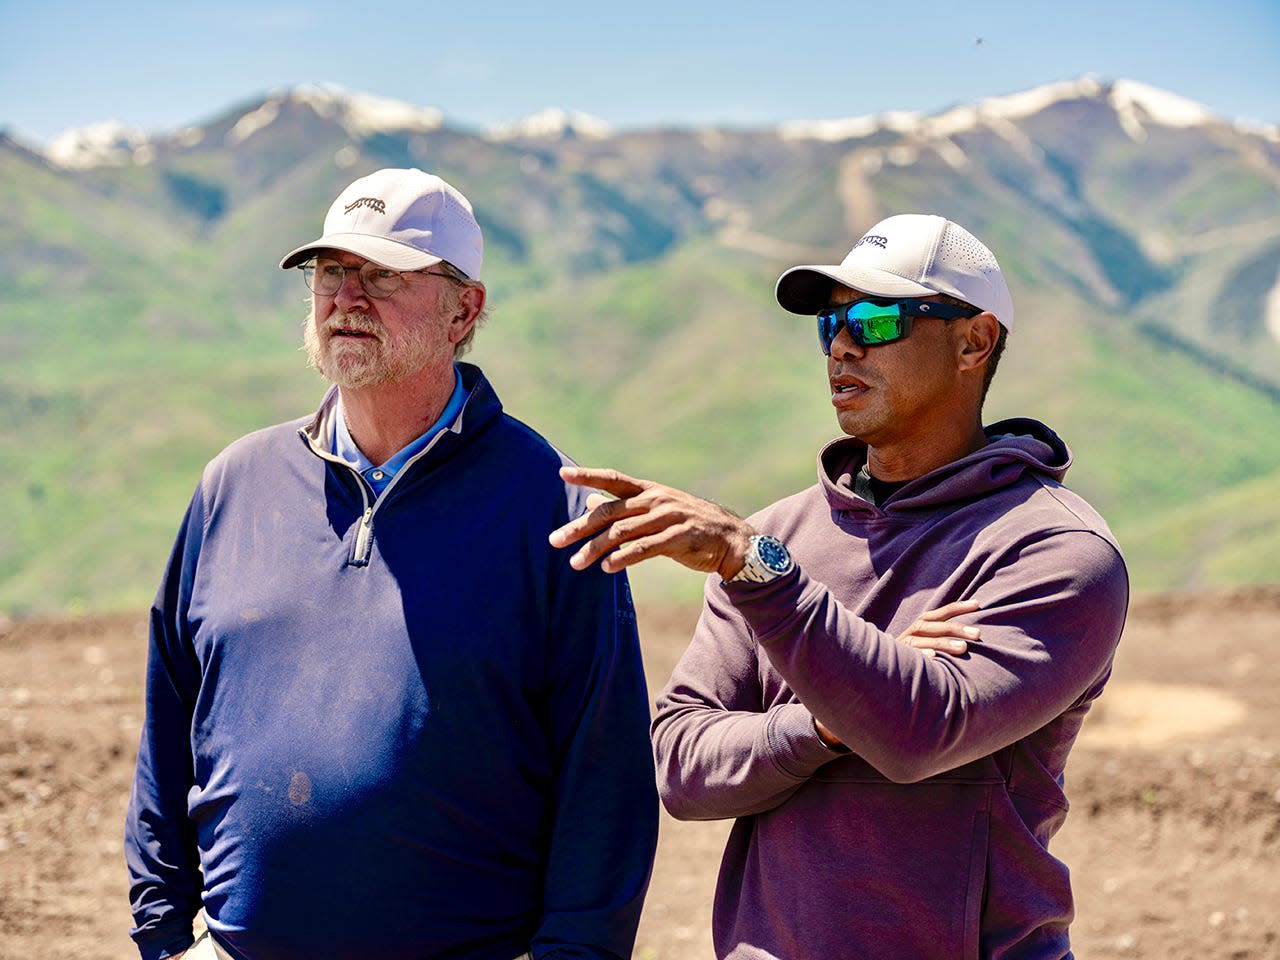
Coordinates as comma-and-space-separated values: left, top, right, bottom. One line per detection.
11, 74, 1279, 371
3, 74, 1279, 613
779, 76, 1274, 145
486, 108, 613, 142
39, 85, 448, 169
36, 76, 1279, 173
227, 85, 445, 144
45, 120, 154, 168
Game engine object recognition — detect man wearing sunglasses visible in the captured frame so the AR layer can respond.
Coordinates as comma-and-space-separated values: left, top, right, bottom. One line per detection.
551, 214, 1128, 959
125, 168, 657, 960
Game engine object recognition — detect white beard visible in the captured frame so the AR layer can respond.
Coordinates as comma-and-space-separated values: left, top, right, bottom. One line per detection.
303, 306, 442, 389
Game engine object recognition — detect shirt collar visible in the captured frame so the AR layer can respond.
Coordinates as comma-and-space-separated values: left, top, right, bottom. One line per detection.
331, 366, 467, 494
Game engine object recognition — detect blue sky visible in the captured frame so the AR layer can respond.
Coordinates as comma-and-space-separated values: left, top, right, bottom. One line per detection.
3, 0, 1278, 145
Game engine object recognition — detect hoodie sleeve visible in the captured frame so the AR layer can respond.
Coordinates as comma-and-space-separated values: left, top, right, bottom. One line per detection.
652, 578, 850, 821
653, 525, 1127, 813
737, 528, 1126, 784
124, 490, 206, 960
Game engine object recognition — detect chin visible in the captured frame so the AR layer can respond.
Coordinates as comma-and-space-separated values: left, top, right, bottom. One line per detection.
835, 412, 869, 438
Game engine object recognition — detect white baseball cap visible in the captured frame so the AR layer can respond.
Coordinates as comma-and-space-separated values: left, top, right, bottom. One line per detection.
280, 168, 484, 280
775, 214, 1014, 330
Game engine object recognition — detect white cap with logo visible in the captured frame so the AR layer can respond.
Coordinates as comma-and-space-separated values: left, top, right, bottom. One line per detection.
775, 214, 1014, 330
280, 167, 484, 280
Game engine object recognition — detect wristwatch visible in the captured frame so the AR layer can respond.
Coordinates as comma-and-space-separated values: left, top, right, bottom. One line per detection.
728, 534, 795, 583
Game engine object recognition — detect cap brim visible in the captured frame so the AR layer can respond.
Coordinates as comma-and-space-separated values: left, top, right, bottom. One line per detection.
279, 233, 446, 271
775, 264, 937, 314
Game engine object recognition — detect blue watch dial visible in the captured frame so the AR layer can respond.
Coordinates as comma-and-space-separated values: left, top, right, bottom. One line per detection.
756, 536, 793, 574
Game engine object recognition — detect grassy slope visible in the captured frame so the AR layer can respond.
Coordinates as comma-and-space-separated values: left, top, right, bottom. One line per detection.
1117, 468, 1280, 592
5, 227, 1279, 613
5, 243, 1278, 614
2, 128, 1278, 613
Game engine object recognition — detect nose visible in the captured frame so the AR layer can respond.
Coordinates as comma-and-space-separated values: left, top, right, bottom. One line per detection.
332, 265, 370, 312
828, 323, 865, 360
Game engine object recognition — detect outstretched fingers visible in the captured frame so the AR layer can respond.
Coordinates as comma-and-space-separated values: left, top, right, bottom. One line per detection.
560, 465, 649, 498
564, 509, 675, 572
549, 465, 754, 577
549, 467, 652, 550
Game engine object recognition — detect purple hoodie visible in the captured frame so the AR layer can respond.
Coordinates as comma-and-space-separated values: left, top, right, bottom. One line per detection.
652, 419, 1128, 960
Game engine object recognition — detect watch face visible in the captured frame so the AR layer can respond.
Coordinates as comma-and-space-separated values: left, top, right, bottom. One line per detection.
757, 536, 792, 574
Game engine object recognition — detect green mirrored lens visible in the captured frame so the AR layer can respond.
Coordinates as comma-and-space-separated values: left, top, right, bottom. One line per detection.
850, 303, 904, 344
817, 300, 914, 353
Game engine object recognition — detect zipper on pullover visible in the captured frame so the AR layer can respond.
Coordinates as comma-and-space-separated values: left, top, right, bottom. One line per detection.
300, 380, 476, 569
302, 421, 459, 569
352, 506, 375, 566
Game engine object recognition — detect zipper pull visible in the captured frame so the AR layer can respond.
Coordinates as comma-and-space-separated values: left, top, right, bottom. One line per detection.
353, 507, 374, 565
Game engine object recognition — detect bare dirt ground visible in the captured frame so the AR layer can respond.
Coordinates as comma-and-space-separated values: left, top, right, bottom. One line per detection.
2, 586, 1278, 959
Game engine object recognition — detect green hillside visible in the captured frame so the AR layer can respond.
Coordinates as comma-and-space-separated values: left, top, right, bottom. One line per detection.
2, 85, 1278, 614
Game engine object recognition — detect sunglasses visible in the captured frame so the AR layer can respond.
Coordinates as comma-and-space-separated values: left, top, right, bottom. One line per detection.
817, 298, 979, 355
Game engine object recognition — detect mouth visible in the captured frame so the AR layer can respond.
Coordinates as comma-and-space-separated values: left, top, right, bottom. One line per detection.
323, 310, 383, 342
830, 375, 869, 403
326, 321, 382, 341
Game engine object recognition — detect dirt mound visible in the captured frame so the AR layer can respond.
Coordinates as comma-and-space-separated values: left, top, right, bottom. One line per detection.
2, 588, 1278, 958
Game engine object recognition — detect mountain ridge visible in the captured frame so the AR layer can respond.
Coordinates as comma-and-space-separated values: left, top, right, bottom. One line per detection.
1, 76, 1278, 613
23, 75, 1279, 172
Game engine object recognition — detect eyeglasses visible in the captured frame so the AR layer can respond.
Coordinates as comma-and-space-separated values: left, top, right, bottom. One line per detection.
299, 258, 464, 299
817, 297, 979, 355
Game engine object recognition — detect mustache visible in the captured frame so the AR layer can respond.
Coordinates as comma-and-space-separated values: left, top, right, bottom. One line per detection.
322, 309, 386, 339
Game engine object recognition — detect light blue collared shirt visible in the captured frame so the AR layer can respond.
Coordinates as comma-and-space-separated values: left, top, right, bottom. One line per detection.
332, 367, 467, 496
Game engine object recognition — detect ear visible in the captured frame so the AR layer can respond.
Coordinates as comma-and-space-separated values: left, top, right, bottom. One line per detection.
956, 312, 1000, 374
447, 283, 486, 346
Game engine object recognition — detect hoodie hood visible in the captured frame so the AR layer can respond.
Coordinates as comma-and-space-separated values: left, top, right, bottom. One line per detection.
819, 417, 1072, 515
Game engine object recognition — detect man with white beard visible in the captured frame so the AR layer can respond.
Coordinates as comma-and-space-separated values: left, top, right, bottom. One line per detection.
125, 168, 657, 960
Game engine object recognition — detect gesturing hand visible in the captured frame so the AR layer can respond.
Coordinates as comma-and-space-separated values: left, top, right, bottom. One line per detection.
549, 466, 755, 579
813, 600, 981, 747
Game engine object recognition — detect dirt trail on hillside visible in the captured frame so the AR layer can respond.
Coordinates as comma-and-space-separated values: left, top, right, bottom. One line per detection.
2, 587, 1278, 959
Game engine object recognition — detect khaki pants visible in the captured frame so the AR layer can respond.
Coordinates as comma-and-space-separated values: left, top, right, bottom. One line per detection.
184, 929, 232, 960
186, 927, 532, 960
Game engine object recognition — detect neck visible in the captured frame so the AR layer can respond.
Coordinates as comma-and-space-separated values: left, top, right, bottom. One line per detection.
338, 367, 457, 466
865, 423, 989, 482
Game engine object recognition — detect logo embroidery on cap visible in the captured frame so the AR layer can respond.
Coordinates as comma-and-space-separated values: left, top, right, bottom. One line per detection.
854, 235, 888, 250
344, 197, 386, 215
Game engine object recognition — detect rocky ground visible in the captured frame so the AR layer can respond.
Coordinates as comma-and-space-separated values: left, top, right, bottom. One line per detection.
2, 586, 1278, 958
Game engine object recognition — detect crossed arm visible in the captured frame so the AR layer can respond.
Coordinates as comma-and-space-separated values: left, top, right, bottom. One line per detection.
548, 465, 981, 748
